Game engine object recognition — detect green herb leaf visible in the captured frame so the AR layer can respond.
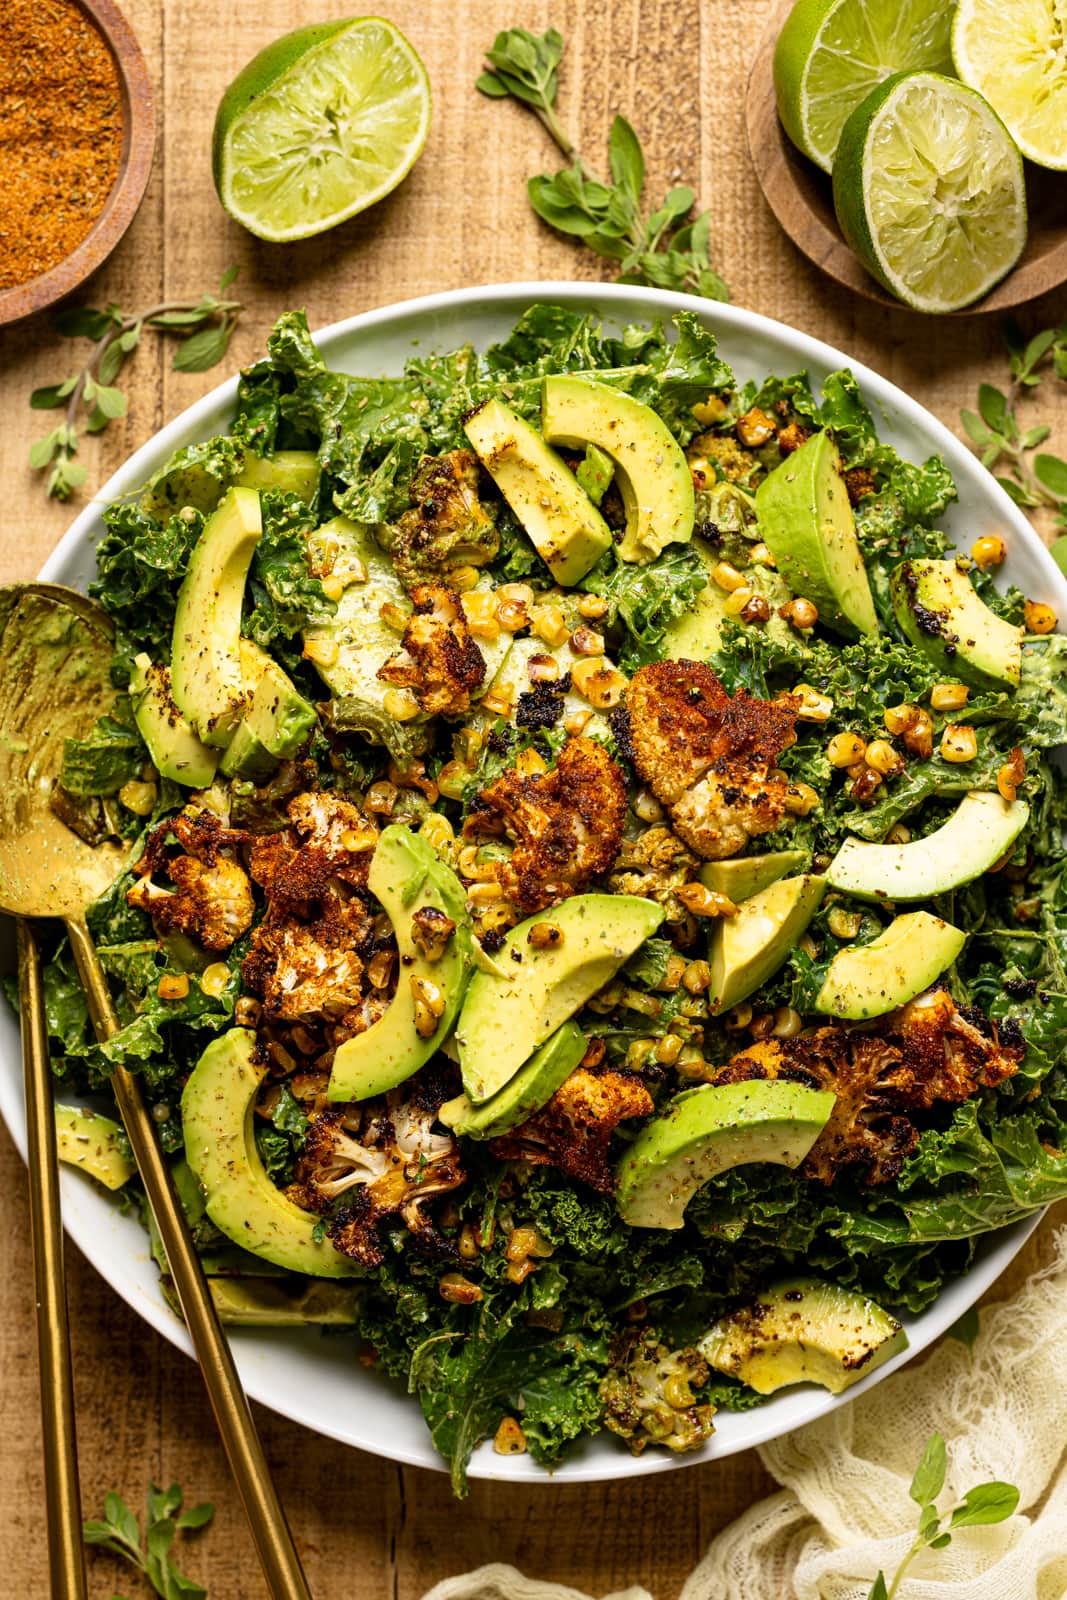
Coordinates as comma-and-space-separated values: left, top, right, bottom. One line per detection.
909, 1433, 947, 1506
30, 381, 74, 409
94, 384, 128, 420
172, 321, 235, 374
1034, 453, 1067, 499
867, 1574, 889, 1600
218, 263, 240, 292
949, 1481, 1020, 1528
946, 1305, 980, 1350
53, 305, 116, 340
28, 428, 62, 469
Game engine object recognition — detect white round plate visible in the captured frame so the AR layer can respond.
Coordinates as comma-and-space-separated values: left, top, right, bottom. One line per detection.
2, 283, 1057, 1483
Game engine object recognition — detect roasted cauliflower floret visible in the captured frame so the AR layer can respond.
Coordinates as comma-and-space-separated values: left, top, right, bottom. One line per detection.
607, 824, 701, 923
601, 1328, 715, 1456
383, 449, 499, 589
248, 791, 378, 903
490, 1065, 654, 1193
471, 735, 627, 913
713, 989, 1024, 1186
378, 583, 486, 718
126, 807, 254, 952
625, 661, 800, 860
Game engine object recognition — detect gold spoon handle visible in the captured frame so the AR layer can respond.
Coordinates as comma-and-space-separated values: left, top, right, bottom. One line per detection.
65, 914, 312, 1600
18, 920, 88, 1600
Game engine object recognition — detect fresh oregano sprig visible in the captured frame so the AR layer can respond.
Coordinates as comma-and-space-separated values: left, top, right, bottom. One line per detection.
961, 319, 1067, 530
83, 1480, 214, 1599
29, 266, 243, 501
477, 27, 728, 302
866, 1433, 1020, 1600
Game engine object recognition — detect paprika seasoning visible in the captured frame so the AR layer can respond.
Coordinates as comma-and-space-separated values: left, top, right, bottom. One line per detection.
0, 0, 124, 290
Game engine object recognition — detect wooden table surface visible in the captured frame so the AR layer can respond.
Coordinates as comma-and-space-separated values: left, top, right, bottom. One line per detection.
2, 2, 1066, 1594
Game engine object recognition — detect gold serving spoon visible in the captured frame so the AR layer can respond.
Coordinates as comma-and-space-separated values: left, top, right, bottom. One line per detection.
0, 584, 312, 1600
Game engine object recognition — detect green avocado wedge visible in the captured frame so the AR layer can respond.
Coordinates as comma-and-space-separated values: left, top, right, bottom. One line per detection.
439, 1020, 587, 1140
235, 449, 321, 504
890, 557, 1023, 688
182, 1028, 357, 1278
129, 654, 219, 789
701, 849, 809, 903
54, 1105, 134, 1190
709, 874, 826, 1014
616, 1081, 835, 1230
327, 825, 472, 1103
816, 910, 965, 1020
755, 429, 878, 637
826, 791, 1030, 902
700, 1278, 907, 1395
456, 894, 665, 1104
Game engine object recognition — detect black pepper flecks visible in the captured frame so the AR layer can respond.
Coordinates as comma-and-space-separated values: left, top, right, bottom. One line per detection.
1003, 976, 1038, 1000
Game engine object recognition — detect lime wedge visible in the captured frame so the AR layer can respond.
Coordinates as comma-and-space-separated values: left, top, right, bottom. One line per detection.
774, 0, 953, 173
953, 0, 1067, 170
213, 17, 431, 243
832, 72, 1027, 313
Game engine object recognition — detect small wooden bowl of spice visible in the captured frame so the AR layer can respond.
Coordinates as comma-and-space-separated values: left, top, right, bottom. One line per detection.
0, 0, 155, 325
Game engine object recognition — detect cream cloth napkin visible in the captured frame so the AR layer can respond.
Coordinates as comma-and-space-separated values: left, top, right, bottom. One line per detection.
420, 1227, 1067, 1600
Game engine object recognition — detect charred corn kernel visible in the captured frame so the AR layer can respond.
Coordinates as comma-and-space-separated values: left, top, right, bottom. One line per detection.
336, 555, 369, 585
682, 959, 712, 994
365, 780, 398, 814
466, 881, 506, 907
849, 765, 882, 803
448, 565, 481, 593
455, 727, 485, 766
514, 748, 548, 777
827, 732, 866, 768
711, 561, 746, 593
693, 395, 728, 425
569, 626, 605, 655
723, 585, 754, 617
676, 1046, 711, 1077
438, 1273, 482, 1305
930, 682, 969, 711
411, 975, 445, 1014
902, 709, 934, 759
998, 746, 1025, 803
458, 1224, 480, 1261
234, 997, 261, 1028
382, 688, 421, 722
736, 406, 777, 447
340, 826, 377, 853
494, 1417, 527, 1455
178, 505, 198, 524
413, 1000, 444, 1042
655, 1033, 684, 1065
780, 597, 818, 630
498, 581, 535, 606
157, 973, 189, 1001
971, 535, 1007, 570
1025, 599, 1057, 634
496, 599, 528, 632
621, 988, 663, 1019
750, 1012, 777, 1040
886, 823, 912, 845
782, 781, 820, 816
481, 689, 515, 718
436, 761, 469, 801
303, 636, 338, 668
578, 593, 610, 619
527, 921, 563, 949
633, 788, 665, 822
199, 963, 230, 999
794, 684, 834, 721
527, 653, 560, 683
458, 845, 499, 880
940, 723, 978, 763
462, 591, 501, 639
750, 542, 777, 567
321, 575, 346, 602
367, 949, 395, 990
772, 1006, 803, 1038
828, 906, 862, 940
531, 604, 569, 646
725, 1002, 753, 1031
119, 779, 157, 816
741, 594, 771, 624
306, 531, 339, 573
626, 1038, 657, 1069
379, 601, 411, 632
563, 709, 592, 735
662, 1373, 695, 1409
676, 882, 737, 918
884, 703, 919, 735
570, 656, 627, 708
659, 954, 688, 991
865, 739, 905, 777
505, 1226, 553, 1283
798, 932, 818, 961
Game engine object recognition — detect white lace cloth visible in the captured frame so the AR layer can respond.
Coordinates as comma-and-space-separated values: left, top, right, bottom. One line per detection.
420, 1227, 1067, 1600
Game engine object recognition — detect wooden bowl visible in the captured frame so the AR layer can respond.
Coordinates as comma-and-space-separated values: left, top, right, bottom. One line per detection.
0, 0, 155, 327
747, 0, 1067, 314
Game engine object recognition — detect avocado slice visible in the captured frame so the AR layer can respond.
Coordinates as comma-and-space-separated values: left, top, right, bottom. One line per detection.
439, 1020, 587, 1139
182, 1028, 357, 1277
327, 825, 473, 1103
616, 1080, 835, 1229
701, 849, 809, 903
54, 1105, 134, 1190
170, 486, 262, 747
129, 654, 219, 789
219, 641, 317, 782
456, 894, 665, 1104
826, 791, 1030, 903
816, 910, 965, 1020
663, 536, 797, 660
464, 399, 612, 585
700, 1278, 908, 1395
235, 450, 321, 504
709, 874, 826, 1014
754, 429, 878, 637
541, 375, 695, 563
205, 1277, 361, 1327
891, 558, 1023, 688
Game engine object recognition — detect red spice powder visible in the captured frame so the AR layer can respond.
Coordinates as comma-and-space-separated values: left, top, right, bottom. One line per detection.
0, 0, 125, 290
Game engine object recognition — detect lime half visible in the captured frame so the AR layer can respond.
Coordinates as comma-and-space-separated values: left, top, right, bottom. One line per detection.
832, 72, 1027, 313
774, 0, 953, 173
953, 0, 1067, 170
213, 17, 431, 243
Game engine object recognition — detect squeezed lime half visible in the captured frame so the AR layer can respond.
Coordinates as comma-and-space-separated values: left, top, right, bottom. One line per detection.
953, 0, 1067, 171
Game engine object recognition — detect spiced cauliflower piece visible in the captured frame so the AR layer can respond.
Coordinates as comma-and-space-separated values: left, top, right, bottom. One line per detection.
601, 1328, 715, 1455
471, 735, 627, 913
378, 584, 486, 718
625, 661, 800, 860
490, 1065, 653, 1193
383, 449, 499, 589
607, 823, 701, 923
126, 807, 254, 952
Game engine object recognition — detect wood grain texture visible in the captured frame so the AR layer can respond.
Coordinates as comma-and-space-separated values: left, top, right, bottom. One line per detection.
1, 2, 1066, 1595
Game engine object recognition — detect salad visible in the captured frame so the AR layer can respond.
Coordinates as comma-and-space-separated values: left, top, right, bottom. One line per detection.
35, 303, 1067, 1492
